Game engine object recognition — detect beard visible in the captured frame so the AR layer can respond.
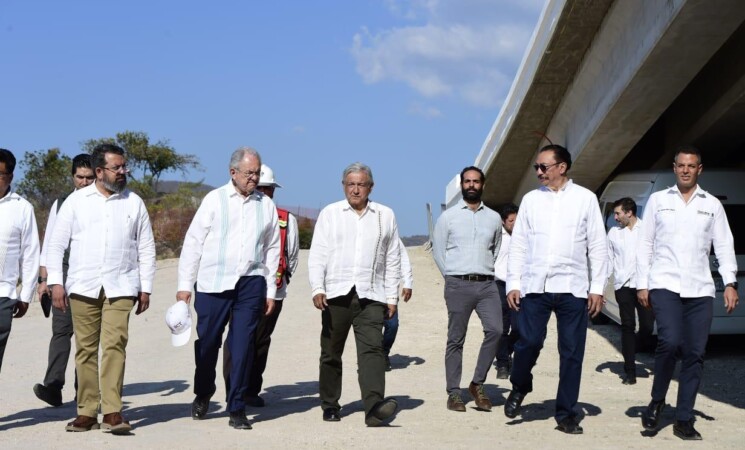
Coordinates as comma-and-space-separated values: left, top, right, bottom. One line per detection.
461, 186, 483, 203
103, 176, 127, 193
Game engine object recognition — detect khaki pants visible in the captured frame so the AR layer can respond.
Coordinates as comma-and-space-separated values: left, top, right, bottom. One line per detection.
70, 289, 134, 417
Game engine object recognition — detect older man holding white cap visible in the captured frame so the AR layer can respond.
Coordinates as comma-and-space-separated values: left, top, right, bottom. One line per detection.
177, 147, 280, 430
223, 163, 300, 407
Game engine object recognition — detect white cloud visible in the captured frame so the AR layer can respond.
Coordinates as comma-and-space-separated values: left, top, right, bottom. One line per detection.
352, 0, 544, 108
408, 102, 443, 119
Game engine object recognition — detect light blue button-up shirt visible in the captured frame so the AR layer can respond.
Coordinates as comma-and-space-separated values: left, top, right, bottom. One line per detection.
433, 199, 502, 276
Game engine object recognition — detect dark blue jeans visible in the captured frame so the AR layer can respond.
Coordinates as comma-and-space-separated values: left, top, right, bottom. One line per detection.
510, 292, 588, 423
193, 276, 266, 413
382, 310, 399, 356
649, 289, 713, 421
495, 281, 519, 368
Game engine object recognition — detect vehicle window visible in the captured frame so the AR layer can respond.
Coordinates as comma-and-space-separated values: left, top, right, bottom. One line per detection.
723, 205, 745, 254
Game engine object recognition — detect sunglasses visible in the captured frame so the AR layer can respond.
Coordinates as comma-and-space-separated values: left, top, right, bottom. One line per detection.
533, 162, 561, 173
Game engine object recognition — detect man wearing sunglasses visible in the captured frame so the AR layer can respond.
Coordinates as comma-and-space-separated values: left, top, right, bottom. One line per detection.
34, 154, 95, 407
433, 166, 502, 413
47, 144, 156, 434
504, 144, 607, 434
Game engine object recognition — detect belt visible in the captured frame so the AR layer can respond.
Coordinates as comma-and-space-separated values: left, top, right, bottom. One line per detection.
452, 274, 494, 282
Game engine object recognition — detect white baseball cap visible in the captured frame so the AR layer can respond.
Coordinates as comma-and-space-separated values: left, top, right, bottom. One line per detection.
258, 164, 282, 188
165, 301, 192, 347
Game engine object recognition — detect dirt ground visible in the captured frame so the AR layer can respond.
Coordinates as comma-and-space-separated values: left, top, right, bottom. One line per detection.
1, 246, 743, 449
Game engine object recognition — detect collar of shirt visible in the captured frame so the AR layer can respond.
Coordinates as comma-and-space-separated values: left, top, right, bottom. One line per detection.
342, 200, 377, 216
667, 184, 707, 203
539, 178, 574, 194
457, 198, 485, 211
0, 189, 21, 203
222, 180, 263, 202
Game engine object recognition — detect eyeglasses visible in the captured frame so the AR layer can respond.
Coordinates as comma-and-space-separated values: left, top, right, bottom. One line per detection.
235, 169, 261, 179
344, 182, 371, 189
102, 165, 129, 174
0, 171, 11, 179
533, 162, 561, 173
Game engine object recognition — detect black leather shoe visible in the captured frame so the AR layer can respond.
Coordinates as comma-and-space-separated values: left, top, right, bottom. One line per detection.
191, 395, 211, 420
365, 398, 399, 427
228, 410, 252, 430
555, 417, 583, 434
622, 374, 637, 385
496, 366, 510, 380
641, 399, 665, 431
33, 383, 63, 407
244, 395, 265, 407
504, 390, 525, 419
385, 356, 392, 372
673, 420, 702, 440
323, 408, 341, 422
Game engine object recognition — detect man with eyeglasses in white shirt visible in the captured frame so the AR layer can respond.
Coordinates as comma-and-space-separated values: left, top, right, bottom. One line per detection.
48, 144, 156, 434
177, 147, 280, 430
308, 162, 401, 426
0, 148, 40, 377
504, 144, 607, 435
433, 166, 502, 413
637, 146, 738, 441
606, 197, 654, 386
34, 153, 95, 407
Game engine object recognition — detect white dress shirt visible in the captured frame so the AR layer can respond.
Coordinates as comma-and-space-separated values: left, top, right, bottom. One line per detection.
400, 241, 413, 290
607, 218, 643, 290
637, 184, 737, 298
308, 200, 401, 305
276, 212, 300, 300
493, 228, 511, 282
46, 183, 156, 299
0, 190, 39, 302
507, 180, 608, 298
178, 181, 280, 299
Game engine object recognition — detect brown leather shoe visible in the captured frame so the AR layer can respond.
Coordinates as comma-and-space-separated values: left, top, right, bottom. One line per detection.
65, 415, 100, 432
469, 382, 493, 411
447, 393, 466, 412
102, 412, 132, 435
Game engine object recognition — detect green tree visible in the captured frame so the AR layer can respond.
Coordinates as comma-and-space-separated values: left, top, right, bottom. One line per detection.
16, 148, 72, 213
83, 130, 200, 193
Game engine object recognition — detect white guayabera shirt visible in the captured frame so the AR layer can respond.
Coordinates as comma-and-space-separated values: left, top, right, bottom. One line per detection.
308, 200, 401, 305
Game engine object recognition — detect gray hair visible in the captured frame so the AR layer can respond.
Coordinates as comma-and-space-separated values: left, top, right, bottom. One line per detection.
230, 147, 262, 169
342, 162, 374, 186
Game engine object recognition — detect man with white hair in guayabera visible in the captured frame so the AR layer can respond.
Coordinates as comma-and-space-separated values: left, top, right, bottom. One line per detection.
176, 147, 280, 430
222, 163, 299, 408
309, 162, 402, 427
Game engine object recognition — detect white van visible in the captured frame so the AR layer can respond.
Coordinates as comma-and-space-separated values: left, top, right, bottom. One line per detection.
598, 169, 745, 334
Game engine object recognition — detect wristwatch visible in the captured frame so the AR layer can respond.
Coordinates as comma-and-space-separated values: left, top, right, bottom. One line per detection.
38, 276, 47, 283
726, 282, 738, 290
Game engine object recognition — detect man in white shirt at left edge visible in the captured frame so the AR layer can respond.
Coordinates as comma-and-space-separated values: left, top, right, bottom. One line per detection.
47, 144, 156, 435
0, 148, 40, 375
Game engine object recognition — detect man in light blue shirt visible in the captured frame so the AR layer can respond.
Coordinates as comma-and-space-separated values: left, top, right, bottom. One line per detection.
433, 166, 502, 413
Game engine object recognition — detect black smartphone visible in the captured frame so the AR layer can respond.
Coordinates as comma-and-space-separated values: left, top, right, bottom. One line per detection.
41, 292, 52, 318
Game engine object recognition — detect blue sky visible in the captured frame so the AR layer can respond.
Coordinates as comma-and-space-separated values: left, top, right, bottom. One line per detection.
1, 0, 543, 236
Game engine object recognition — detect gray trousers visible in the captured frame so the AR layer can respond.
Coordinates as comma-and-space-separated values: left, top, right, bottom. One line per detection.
43, 304, 75, 390
444, 276, 502, 394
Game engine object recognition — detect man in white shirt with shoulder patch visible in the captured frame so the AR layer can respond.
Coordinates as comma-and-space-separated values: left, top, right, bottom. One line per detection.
637, 146, 739, 440
48, 144, 156, 435
504, 144, 607, 435
308, 162, 401, 427
177, 147, 280, 430
607, 197, 654, 386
